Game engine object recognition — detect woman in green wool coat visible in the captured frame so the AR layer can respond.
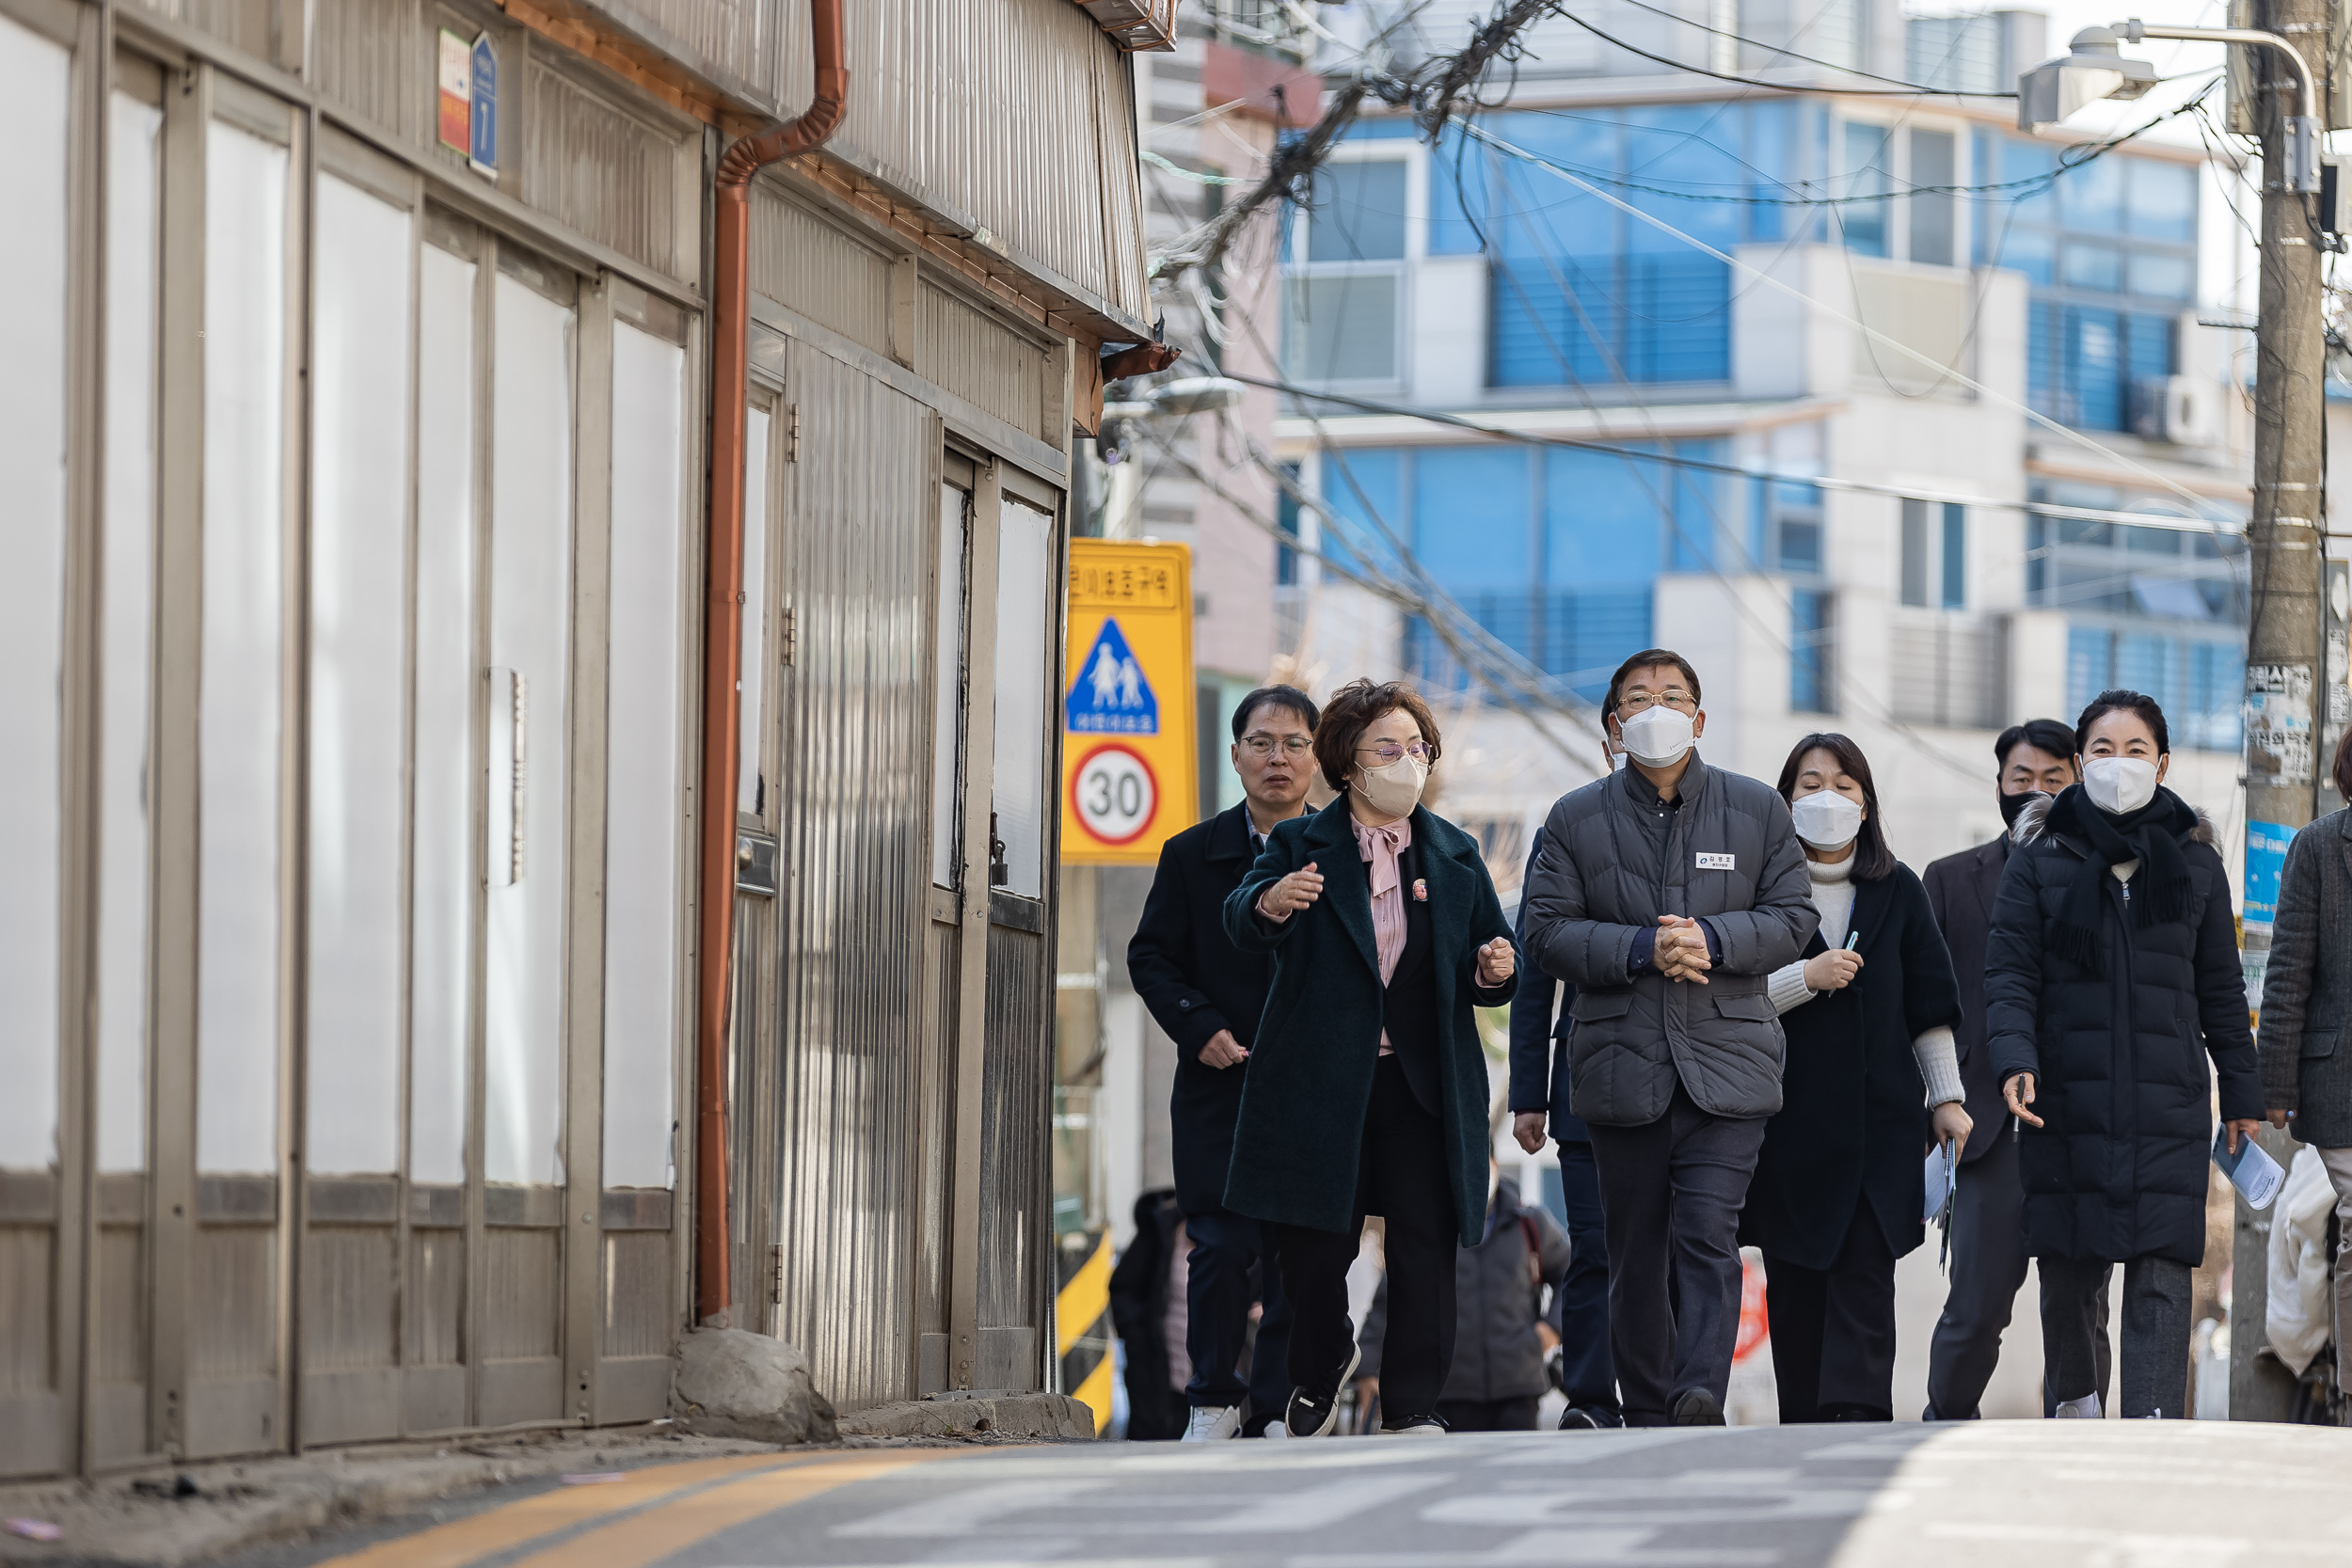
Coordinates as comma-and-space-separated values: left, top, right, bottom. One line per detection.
1221, 677, 1518, 1440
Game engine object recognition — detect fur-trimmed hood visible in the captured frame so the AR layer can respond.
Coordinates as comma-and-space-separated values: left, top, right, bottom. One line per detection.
2010, 787, 2217, 851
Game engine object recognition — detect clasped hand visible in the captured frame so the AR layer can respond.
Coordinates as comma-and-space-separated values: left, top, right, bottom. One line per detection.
1653, 914, 1709, 984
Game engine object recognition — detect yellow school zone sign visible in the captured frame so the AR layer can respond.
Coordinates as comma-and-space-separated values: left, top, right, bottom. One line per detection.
1060, 539, 1199, 864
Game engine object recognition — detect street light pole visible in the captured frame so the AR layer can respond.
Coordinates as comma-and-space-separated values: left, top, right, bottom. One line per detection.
2231, 0, 2329, 1425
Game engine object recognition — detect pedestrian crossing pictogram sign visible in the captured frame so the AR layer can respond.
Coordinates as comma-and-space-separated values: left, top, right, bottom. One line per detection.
1061, 539, 1196, 864
1066, 618, 1158, 735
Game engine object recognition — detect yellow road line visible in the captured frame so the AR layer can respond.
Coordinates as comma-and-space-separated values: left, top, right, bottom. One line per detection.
1056, 1231, 1111, 1358
501, 1450, 973, 1568
309, 1453, 803, 1568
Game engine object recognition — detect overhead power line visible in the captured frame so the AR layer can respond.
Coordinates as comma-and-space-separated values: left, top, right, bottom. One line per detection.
1557, 7, 2013, 98
1220, 372, 2245, 535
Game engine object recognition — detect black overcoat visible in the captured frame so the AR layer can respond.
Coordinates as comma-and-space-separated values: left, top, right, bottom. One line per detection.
1126, 803, 1285, 1213
1221, 797, 1517, 1247
1985, 790, 2261, 1266
1739, 863, 1962, 1271
1921, 836, 2012, 1164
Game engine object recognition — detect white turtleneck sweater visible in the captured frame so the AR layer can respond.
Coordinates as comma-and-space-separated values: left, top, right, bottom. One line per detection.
1767, 854, 1963, 1109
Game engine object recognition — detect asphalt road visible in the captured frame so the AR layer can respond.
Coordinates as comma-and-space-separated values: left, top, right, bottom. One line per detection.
270, 1422, 2352, 1568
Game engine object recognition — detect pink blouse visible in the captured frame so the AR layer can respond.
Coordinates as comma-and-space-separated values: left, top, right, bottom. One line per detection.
1353, 816, 1411, 1054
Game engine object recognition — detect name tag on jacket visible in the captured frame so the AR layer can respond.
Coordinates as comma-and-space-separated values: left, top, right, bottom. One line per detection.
1695, 852, 1735, 871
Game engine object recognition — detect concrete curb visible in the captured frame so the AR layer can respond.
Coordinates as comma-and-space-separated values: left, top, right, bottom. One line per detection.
835, 1392, 1095, 1442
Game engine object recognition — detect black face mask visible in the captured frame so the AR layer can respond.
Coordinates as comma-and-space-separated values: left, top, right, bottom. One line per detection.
1997, 788, 2043, 830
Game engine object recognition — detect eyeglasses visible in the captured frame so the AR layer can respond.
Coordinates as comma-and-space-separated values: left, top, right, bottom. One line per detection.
1240, 734, 1313, 758
1356, 739, 1431, 764
1616, 689, 1697, 717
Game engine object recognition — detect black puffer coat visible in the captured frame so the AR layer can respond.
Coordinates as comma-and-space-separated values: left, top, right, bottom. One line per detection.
1984, 789, 2260, 1266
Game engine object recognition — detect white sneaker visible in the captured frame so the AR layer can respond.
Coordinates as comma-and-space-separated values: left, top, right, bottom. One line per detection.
1181, 1404, 1242, 1442
1378, 1417, 1448, 1436
2055, 1392, 2102, 1419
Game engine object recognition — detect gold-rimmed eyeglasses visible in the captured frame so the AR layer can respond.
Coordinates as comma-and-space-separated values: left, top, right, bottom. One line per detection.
1356, 739, 1431, 764
1616, 689, 1697, 717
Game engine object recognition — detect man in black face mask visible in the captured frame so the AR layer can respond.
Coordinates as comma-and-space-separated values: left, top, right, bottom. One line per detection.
1921, 719, 2099, 1419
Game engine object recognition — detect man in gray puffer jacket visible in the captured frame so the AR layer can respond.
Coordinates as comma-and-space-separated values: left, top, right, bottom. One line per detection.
1521, 649, 1816, 1426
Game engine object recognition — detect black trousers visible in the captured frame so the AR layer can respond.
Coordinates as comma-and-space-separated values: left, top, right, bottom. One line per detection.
1925, 1132, 2111, 1418
1181, 1207, 1293, 1431
2042, 1253, 2190, 1418
1267, 1056, 1457, 1424
1554, 1138, 1618, 1416
1763, 1203, 1898, 1422
1587, 1082, 1766, 1425
1437, 1393, 1542, 1432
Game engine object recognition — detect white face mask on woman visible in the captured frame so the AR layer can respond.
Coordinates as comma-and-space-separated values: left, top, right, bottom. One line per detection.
1789, 788, 1864, 850
1616, 705, 1695, 768
1354, 752, 1429, 818
2082, 755, 2159, 816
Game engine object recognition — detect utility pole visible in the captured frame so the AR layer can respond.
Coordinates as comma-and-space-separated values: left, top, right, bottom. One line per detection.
2231, 0, 2330, 1423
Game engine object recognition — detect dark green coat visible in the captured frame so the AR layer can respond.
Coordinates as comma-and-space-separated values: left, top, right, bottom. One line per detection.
1220, 797, 1518, 1247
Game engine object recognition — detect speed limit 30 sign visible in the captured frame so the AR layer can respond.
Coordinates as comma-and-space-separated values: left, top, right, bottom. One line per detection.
1060, 540, 1195, 863
1069, 743, 1157, 847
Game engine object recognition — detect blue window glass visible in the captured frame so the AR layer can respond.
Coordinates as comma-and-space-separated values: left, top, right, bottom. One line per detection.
1671, 440, 1729, 572
1791, 590, 1832, 713
2127, 160, 2197, 243
2130, 252, 2194, 301
2027, 515, 2047, 599
1319, 447, 1404, 575
1626, 256, 1733, 382
1744, 102, 1792, 244
2061, 152, 2124, 232
1540, 590, 1653, 702
1415, 448, 1531, 588
1308, 159, 1406, 262
1545, 445, 1666, 587
2067, 626, 2112, 712
2127, 313, 2174, 381
2185, 641, 2244, 750
1839, 121, 1892, 256
1996, 228, 2054, 285
2002, 139, 2057, 225
1427, 127, 1486, 257
2027, 301, 2062, 420
2063, 244, 2123, 292
2067, 307, 2123, 431
2115, 632, 2176, 712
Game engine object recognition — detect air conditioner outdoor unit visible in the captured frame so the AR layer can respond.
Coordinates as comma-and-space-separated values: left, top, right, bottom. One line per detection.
2131, 374, 2218, 447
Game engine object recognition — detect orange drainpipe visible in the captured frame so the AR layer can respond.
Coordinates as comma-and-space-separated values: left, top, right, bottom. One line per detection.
697, 1, 848, 1325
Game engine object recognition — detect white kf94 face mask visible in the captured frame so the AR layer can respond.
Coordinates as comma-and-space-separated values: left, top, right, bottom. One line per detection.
1616, 705, 1694, 768
2082, 754, 2158, 816
1789, 788, 1864, 851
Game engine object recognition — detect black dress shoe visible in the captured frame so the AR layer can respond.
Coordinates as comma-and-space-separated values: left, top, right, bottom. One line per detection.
1670, 1387, 1725, 1426
1558, 1404, 1625, 1431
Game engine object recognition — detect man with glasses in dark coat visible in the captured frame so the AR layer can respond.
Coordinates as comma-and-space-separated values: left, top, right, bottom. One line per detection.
1127, 685, 1319, 1439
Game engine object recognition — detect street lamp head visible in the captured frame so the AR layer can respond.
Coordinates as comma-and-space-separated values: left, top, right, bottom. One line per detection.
1148, 376, 1248, 416
2016, 27, 2156, 132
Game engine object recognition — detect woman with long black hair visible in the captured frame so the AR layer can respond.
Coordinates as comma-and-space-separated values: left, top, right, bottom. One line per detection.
1740, 732, 1967, 1422
1222, 678, 1518, 1437
1988, 689, 2261, 1418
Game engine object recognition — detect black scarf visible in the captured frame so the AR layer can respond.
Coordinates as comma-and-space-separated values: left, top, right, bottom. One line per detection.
2044, 784, 2196, 971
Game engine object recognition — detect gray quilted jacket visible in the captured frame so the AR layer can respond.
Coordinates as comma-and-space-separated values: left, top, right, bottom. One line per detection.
2258, 806, 2352, 1148
1521, 756, 1818, 1125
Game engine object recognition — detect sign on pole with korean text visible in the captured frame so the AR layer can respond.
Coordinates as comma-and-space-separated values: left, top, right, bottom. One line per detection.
1061, 540, 1197, 864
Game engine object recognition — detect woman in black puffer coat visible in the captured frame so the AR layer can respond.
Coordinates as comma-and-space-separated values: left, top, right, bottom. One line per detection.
1985, 689, 2261, 1420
